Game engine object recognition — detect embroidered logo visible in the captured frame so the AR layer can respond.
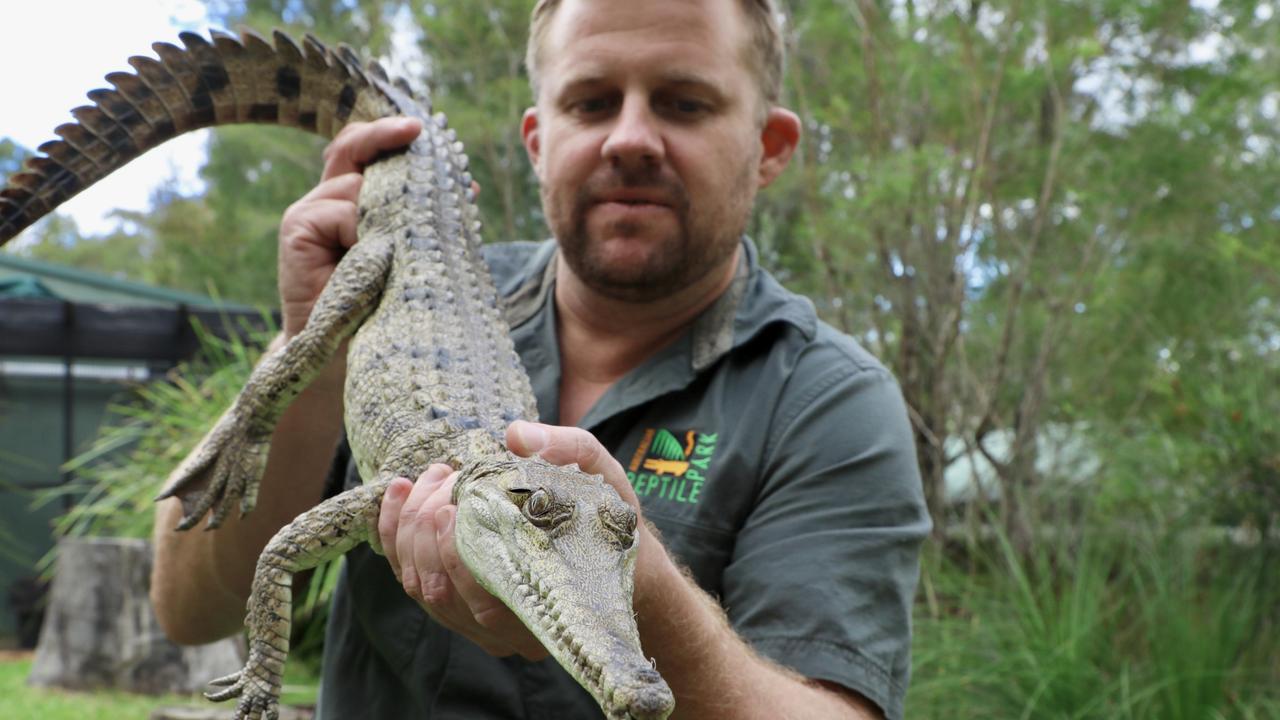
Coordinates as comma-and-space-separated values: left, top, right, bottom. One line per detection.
626, 428, 718, 505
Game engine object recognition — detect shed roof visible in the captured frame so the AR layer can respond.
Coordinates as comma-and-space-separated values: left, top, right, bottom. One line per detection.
0, 253, 254, 310
0, 253, 274, 362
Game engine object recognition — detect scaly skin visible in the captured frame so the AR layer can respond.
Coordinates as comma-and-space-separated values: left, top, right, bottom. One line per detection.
0, 28, 674, 720
453, 450, 673, 720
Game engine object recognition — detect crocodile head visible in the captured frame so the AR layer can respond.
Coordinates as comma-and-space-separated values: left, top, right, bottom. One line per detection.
453, 455, 674, 720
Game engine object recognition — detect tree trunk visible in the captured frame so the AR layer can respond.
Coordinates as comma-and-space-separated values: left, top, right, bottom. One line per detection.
27, 537, 244, 695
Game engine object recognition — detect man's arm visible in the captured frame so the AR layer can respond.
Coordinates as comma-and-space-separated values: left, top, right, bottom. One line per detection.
150, 117, 423, 644
632, 523, 880, 719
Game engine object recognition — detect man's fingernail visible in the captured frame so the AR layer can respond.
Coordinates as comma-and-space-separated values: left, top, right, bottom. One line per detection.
436, 507, 455, 535
514, 422, 548, 451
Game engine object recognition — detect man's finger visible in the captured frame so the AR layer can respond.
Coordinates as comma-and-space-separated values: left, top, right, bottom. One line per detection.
435, 506, 549, 661
321, 117, 422, 180
281, 197, 360, 253
506, 421, 641, 510
410, 471, 460, 606
293, 172, 363, 205
376, 477, 414, 569
394, 465, 451, 598
506, 421, 616, 477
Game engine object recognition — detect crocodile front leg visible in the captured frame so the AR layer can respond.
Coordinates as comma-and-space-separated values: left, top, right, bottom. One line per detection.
157, 235, 396, 530
207, 478, 393, 720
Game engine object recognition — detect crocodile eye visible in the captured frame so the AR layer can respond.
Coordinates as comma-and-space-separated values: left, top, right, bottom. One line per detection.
507, 487, 532, 504
523, 489, 554, 526
601, 507, 637, 547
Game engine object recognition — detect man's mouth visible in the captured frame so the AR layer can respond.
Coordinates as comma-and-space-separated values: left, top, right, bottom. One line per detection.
594, 189, 674, 207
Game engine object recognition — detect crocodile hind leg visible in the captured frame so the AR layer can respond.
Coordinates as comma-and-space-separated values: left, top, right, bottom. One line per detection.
157, 235, 395, 530
207, 478, 393, 720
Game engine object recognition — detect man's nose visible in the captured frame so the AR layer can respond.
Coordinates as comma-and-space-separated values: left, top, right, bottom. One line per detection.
601, 96, 663, 167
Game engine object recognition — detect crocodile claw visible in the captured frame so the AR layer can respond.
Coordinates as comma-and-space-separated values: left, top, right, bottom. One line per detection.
156, 402, 273, 530
205, 665, 282, 720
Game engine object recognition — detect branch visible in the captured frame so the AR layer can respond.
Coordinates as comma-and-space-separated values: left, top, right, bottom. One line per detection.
787, 28, 858, 334
971, 16, 1066, 442
950, 0, 1020, 257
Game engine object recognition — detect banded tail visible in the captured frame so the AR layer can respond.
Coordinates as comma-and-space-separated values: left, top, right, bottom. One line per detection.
0, 27, 428, 244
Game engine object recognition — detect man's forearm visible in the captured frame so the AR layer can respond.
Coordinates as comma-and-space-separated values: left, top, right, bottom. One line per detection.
151, 333, 346, 644
634, 531, 879, 720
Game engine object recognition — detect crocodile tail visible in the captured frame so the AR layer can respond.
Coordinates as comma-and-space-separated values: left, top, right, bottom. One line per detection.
0, 27, 428, 244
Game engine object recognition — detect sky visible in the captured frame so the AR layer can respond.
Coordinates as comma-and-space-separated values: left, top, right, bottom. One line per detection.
1, 1, 213, 237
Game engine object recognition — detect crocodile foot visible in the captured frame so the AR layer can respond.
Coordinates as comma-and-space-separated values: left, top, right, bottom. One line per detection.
205, 664, 282, 720
157, 401, 273, 530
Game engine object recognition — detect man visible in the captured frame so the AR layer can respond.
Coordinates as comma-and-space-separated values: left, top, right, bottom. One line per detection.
151, 1, 930, 718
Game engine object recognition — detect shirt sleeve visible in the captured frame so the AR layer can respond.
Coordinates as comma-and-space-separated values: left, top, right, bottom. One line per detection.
721, 343, 930, 720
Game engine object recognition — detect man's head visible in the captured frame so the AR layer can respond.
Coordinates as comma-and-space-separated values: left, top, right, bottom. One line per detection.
527, 0, 786, 121
520, 0, 800, 304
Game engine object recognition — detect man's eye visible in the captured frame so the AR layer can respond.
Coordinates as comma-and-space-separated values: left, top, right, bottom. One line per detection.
661, 97, 709, 117
573, 97, 613, 115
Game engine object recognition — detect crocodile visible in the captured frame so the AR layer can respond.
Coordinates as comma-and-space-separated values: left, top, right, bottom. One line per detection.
0, 28, 675, 720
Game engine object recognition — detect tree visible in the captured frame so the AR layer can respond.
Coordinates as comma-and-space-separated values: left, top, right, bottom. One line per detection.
768, 0, 1279, 542
410, 0, 543, 243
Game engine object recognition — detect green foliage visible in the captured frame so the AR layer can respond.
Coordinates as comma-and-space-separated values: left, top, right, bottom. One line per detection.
910, 521, 1280, 718
761, 0, 1280, 537
413, 0, 542, 242
42, 317, 275, 540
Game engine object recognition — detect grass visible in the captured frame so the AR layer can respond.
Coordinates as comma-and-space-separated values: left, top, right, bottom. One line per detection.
0, 655, 317, 719
906, 519, 1280, 719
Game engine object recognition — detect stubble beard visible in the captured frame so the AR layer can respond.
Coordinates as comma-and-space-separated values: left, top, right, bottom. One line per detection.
547, 160, 757, 304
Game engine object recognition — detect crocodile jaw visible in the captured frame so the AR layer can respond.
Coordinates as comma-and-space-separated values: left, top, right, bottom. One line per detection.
454, 458, 675, 720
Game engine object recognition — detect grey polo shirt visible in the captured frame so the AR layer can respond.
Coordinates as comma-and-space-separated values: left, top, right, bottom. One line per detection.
317, 238, 929, 720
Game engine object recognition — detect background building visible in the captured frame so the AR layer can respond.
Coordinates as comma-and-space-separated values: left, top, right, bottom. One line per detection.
0, 253, 270, 645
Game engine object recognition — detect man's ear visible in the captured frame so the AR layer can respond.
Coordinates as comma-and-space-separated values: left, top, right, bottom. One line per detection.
521, 108, 542, 180
757, 107, 801, 189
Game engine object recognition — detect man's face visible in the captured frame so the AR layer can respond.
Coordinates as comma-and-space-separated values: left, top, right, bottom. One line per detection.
524, 0, 777, 302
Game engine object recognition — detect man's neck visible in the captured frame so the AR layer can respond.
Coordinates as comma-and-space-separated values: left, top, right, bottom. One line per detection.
554, 245, 740, 426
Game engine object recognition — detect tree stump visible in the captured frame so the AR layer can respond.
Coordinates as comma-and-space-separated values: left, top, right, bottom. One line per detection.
27, 537, 245, 695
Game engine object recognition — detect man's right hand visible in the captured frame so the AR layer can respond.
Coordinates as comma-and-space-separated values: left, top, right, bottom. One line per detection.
277, 117, 423, 339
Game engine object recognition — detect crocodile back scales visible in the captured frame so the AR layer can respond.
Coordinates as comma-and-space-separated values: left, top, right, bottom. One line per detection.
0, 27, 539, 479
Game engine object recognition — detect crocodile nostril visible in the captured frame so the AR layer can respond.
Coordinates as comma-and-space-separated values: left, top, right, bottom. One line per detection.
634, 667, 662, 684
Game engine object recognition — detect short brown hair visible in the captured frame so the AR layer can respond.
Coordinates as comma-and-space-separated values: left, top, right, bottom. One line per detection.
525, 0, 785, 109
